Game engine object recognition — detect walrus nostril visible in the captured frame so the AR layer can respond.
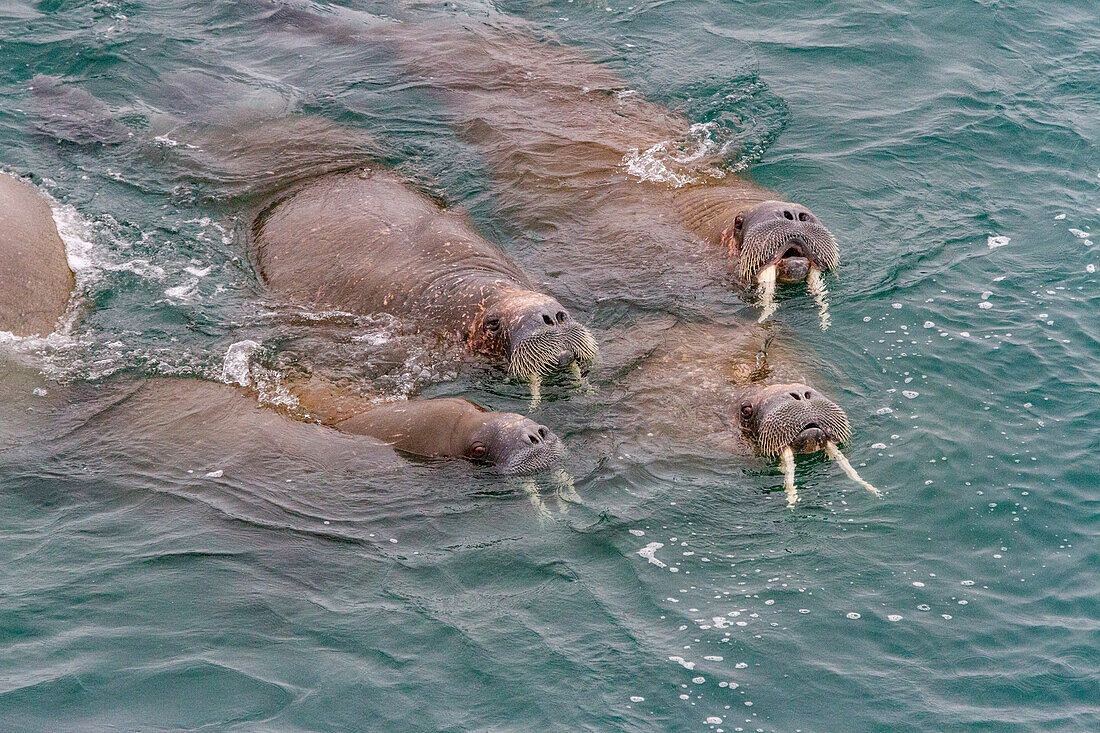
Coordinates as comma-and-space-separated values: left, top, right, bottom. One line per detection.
538, 426, 550, 439
555, 311, 566, 324
784, 210, 794, 220
790, 392, 802, 400
527, 431, 541, 445
805, 391, 812, 399
542, 313, 554, 326
799, 212, 810, 222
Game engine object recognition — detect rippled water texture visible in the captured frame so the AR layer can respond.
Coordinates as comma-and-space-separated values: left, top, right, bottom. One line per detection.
2, 1, 1098, 730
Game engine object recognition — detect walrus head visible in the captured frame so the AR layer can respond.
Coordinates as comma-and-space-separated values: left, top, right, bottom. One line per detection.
729, 201, 838, 285
335, 396, 566, 475
734, 382, 879, 505
473, 292, 598, 384
736, 383, 851, 456
463, 410, 566, 475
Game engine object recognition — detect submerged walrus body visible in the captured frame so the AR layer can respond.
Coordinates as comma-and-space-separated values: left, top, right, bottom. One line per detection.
66, 377, 564, 477
251, 169, 597, 385
287, 376, 564, 474
0, 173, 74, 337
0, 167, 561, 475
389, 24, 839, 323
603, 318, 879, 505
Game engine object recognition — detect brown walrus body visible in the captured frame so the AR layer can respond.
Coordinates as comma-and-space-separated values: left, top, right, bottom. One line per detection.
389, 24, 839, 301
251, 168, 597, 383
0, 173, 74, 336
597, 317, 877, 503
0, 169, 561, 475
286, 376, 564, 474
99, 378, 563, 476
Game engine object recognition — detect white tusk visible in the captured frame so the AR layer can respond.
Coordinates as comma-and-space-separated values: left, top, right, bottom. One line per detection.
757, 264, 778, 323
569, 362, 596, 395
807, 267, 831, 331
781, 446, 797, 506
520, 479, 553, 523
553, 468, 582, 505
528, 374, 542, 411
826, 441, 881, 497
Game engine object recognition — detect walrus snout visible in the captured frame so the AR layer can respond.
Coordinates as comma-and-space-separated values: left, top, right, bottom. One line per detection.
736, 200, 839, 284
501, 298, 599, 381
741, 383, 852, 456
486, 416, 565, 475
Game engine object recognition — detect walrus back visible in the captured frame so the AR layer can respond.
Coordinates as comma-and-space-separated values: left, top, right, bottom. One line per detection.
250, 169, 530, 318
0, 173, 75, 337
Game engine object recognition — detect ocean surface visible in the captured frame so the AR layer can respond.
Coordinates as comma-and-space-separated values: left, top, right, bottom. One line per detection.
1, 1, 1098, 731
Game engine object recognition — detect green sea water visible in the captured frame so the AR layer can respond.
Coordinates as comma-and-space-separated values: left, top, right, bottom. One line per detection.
1, 1, 1098, 731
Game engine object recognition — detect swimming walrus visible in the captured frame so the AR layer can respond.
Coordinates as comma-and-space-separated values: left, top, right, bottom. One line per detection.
278, 373, 565, 474
0, 172, 75, 337
249, 167, 598, 393
602, 318, 879, 505
90, 377, 564, 476
0, 174, 563, 476
388, 23, 839, 326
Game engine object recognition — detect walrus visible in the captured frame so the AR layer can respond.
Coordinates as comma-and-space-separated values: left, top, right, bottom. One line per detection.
602, 318, 879, 505
387, 22, 839, 327
247, 366, 566, 475
0, 175, 563, 476
0, 172, 75, 337
249, 167, 598, 395
101, 377, 564, 476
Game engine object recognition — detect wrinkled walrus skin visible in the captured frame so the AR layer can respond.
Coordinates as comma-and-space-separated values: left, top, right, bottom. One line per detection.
0, 173, 74, 337
387, 23, 840, 300
250, 168, 597, 381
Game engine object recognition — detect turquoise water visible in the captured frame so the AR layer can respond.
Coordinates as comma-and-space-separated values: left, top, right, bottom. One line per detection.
2, 1, 1098, 730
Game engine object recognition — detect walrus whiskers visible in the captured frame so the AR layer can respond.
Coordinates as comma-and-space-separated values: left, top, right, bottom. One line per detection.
825, 441, 881, 496
807, 266, 831, 331
780, 446, 797, 506
552, 468, 581, 505
757, 264, 778, 323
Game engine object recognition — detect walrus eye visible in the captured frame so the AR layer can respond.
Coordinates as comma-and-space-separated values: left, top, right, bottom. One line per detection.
740, 403, 754, 420
470, 444, 488, 459
734, 214, 744, 230
485, 319, 501, 332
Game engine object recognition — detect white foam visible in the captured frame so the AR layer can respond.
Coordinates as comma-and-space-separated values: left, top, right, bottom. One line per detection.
637, 542, 667, 568
669, 655, 695, 670
164, 280, 198, 300
221, 340, 261, 387
987, 235, 1010, 248
621, 122, 729, 187
1068, 228, 1090, 238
